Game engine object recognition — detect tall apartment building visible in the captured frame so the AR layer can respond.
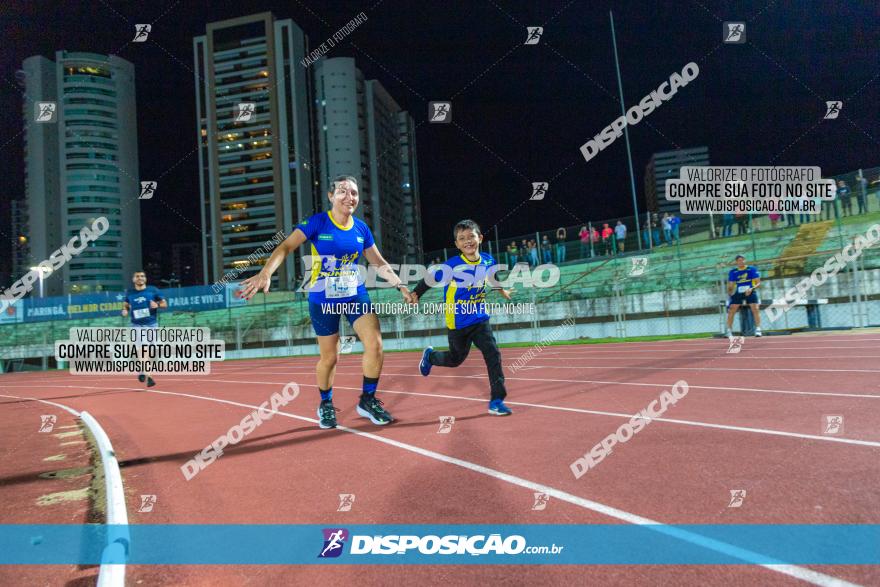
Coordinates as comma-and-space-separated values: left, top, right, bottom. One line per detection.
11, 199, 30, 279
17, 51, 142, 295
313, 58, 369, 217
171, 242, 203, 286
645, 146, 710, 214
194, 12, 319, 289
398, 111, 422, 261
313, 57, 422, 263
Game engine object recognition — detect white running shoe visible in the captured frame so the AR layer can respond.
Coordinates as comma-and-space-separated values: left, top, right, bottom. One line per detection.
755, 327, 763, 337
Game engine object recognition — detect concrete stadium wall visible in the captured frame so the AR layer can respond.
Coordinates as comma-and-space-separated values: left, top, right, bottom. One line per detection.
224, 267, 880, 359
4, 268, 878, 367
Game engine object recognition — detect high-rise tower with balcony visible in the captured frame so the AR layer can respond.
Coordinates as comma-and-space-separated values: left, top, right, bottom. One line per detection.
18, 51, 142, 295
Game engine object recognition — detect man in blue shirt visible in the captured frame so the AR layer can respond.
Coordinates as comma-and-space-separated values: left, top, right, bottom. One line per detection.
669, 213, 681, 244
122, 271, 167, 387
411, 219, 514, 416
725, 255, 762, 338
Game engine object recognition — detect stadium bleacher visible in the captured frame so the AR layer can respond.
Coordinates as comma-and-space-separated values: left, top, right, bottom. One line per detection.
2, 211, 878, 351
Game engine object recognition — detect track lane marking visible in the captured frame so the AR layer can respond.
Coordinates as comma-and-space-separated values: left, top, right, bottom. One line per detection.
10, 381, 873, 448
0, 383, 857, 587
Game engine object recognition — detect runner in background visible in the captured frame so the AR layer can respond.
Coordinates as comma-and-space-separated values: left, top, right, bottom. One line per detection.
121, 271, 167, 387
725, 255, 763, 338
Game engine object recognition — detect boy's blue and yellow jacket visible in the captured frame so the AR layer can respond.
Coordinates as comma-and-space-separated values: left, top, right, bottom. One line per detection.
413, 253, 497, 330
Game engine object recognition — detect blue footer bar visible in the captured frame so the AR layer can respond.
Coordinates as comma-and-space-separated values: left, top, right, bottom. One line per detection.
1, 524, 878, 564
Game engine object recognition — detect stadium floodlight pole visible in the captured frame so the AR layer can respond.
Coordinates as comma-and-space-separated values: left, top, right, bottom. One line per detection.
609, 10, 642, 250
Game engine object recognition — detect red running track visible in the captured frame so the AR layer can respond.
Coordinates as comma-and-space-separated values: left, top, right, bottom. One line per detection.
1, 331, 879, 586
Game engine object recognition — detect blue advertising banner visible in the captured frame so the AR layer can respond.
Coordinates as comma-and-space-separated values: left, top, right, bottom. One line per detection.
65, 292, 126, 320
164, 288, 226, 312
23, 297, 69, 322
2, 286, 232, 325
1, 524, 878, 565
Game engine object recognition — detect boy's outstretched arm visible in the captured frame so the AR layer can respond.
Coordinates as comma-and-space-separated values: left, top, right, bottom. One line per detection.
410, 262, 450, 303
486, 268, 512, 300
409, 278, 430, 303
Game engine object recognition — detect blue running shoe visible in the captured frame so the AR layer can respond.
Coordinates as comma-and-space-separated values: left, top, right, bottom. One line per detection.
419, 347, 433, 376
488, 399, 512, 416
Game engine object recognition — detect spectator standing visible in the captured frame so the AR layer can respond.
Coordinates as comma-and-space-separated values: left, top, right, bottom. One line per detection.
669, 213, 681, 244
601, 223, 614, 255
785, 209, 797, 228
591, 225, 600, 257
736, 211, 748, 235
614, 220, 627, 253
838, 180, 852, 216
509, 241, 519, 265
800, 206, 811, 224
661, 213, 672, 245
528, 239, 539, 267
856, 172, 868, 214
541, 235, 552, 263
823, 192, 839, 221
768, 213, 781, 230
643, 214, 658, 247
722, 213, 734, 237
578, 226, 590, 259
556, 227, 567, 264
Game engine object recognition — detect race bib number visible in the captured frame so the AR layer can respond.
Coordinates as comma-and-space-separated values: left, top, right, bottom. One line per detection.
737, 284, 751, 293
326, 272, 358, 298
133, 308, 151, 320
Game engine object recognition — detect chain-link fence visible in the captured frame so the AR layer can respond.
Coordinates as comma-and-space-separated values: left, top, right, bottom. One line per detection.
2, 176, 879, 370
419, 166, 880, 268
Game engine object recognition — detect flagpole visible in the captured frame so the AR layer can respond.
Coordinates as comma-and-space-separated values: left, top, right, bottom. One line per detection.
610, 10, 642, 250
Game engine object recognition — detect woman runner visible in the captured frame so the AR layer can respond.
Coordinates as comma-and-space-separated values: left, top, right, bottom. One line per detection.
239, 176, 412, 429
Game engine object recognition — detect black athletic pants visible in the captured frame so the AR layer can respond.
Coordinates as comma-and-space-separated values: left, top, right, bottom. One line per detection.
429, 319, 507, 400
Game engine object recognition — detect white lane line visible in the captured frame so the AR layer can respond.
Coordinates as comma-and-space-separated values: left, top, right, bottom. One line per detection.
19, 379, 867, 449
0, 393, 81, 416
376, 371, 880, 399
178, 369, 880, 398
17, 358, 879, 386
377, 356, 880, 373
542, 345, 880, 354
423, 364, 880, 373
482, 355, 880, 360
1, 383, 857, 587
540, 346, 880, 353
537, 338, 880, 348
26, 370, 880, 400
217, 381, 880, 448
293, 361, 873, 373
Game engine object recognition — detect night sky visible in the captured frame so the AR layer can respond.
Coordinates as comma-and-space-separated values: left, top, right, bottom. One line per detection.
0, 0, 877, 276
